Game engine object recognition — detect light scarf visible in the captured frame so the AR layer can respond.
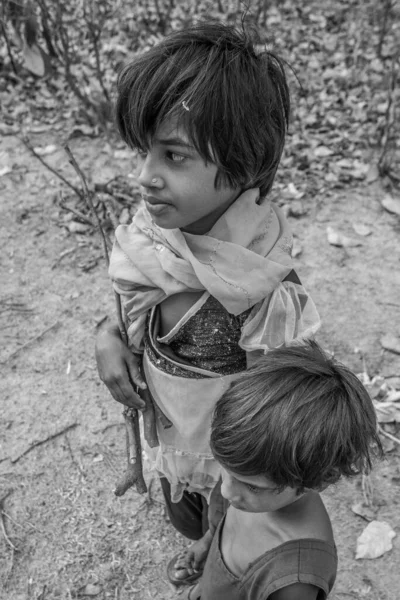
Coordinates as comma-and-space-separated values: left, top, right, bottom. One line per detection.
109, 188, 293, 352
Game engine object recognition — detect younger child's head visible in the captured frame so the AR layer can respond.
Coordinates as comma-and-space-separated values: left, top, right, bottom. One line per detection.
116, 22, 290, 232
211, 341, 383, 513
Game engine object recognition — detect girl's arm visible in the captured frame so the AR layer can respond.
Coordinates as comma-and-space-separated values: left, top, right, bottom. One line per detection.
95, 322, 147, 409
268, 582, 319, 600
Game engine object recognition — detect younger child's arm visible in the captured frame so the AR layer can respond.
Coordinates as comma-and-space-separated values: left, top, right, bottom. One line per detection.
269, 582, 319, 600
95, 322, 147, 410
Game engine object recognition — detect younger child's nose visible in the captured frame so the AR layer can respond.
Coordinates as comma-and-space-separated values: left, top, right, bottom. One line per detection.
221, 473, 240, 504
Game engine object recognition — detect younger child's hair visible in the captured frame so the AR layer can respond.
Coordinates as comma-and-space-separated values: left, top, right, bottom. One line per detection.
116, 21, 290, 196
211, 341, 383, 493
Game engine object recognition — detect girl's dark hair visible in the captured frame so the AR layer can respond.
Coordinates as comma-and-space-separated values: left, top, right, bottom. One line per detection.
211, 341, 383, 493
116, 22, 290, 196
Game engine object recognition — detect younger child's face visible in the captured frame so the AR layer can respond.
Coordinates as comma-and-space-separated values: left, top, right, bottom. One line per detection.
220, 467, 301, 513
136, 117, 241, 234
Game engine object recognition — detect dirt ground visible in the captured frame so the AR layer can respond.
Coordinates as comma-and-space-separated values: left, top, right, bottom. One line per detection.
1, 131, 400, 600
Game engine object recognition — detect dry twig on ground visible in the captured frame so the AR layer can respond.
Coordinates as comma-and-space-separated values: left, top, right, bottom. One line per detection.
11, 423, 79, 464
21, 137, 82, 198
1, 321, 60, 364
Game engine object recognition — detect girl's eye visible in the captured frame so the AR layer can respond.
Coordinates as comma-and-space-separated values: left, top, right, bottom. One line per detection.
167, 151, 186, 163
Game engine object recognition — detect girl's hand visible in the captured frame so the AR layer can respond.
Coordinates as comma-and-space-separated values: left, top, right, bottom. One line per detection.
95, 323, 147, 409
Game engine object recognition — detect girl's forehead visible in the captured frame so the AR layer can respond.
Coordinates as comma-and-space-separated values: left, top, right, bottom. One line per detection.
152, 116, 215, 162
155, 117, 190, 144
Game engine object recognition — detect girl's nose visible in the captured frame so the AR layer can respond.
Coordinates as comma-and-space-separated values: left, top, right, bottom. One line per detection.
137, 155, 163, 189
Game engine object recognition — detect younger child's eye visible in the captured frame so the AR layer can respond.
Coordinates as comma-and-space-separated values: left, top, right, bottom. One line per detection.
246, 484, 261, 494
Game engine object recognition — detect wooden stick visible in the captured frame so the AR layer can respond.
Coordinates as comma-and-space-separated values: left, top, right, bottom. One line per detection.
21, 137, 82, 198
59, 193, 96, 227
114, 409, 146, 496
64, 144, 157, 495
141, 388, 159, 448
64, 145, 110, 263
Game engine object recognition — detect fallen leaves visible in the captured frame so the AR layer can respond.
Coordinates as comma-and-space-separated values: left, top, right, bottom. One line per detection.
355, 521, 396, 560
33, 144, 58, 156
313, 146, 334, 158
0, 166, 12, 177
374, 401, 400, 424
77, 583, 102, 597
326, 226, 363, 248
380, 334, 400, 355
381, 194, 400, 216
352, 223, 372, 236
351, 502, 376, 522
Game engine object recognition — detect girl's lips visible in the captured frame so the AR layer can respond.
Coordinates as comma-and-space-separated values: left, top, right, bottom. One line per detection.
144, 200, 171, 216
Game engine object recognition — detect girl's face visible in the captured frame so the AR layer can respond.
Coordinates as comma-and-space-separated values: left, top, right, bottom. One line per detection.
220, 467, 302, 514
136, 118, 241, 234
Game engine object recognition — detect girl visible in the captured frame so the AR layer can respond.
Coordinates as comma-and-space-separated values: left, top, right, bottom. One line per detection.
95, 22, 320, 585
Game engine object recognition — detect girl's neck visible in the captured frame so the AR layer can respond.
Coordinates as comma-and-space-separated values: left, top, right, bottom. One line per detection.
181, 189, 241, 235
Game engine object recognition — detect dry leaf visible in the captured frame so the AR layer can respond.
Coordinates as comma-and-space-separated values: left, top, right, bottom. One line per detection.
350, 161, 369, 180
373, 401, 400, 423
386, 377, 400, 390
68, 221, 90, 234
292, 238, 303, 258
336, 158, 354, 169
114, 148, 132, 160
33, 144, 58, 156
286, 200, 306, 218
325, 172, 338, 183
22, 43, 47, 77
386, 390, 400, 402
69, 124, 96, 138
0, 166, 12, 177
286, 183, 304, 199
314, 146, 334, 158
366, 163, 380, 183
355, 521, 396, 559
119, 207, 131, 224
352, 223, 372, 236
381, 195, 400, 216
380, 334, 400, 355
326, 226, 363, 248
351, 502, 376, 522
78, 583, 102, 596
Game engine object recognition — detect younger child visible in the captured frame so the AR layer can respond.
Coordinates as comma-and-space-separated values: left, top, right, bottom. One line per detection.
95, 22, 320, 583
183, 341, 383, 599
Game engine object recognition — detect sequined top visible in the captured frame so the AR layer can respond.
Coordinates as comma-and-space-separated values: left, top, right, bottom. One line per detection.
144, 295, 252, 379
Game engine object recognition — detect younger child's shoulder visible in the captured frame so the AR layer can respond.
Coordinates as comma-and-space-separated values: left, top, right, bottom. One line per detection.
284, 491, 334, 545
